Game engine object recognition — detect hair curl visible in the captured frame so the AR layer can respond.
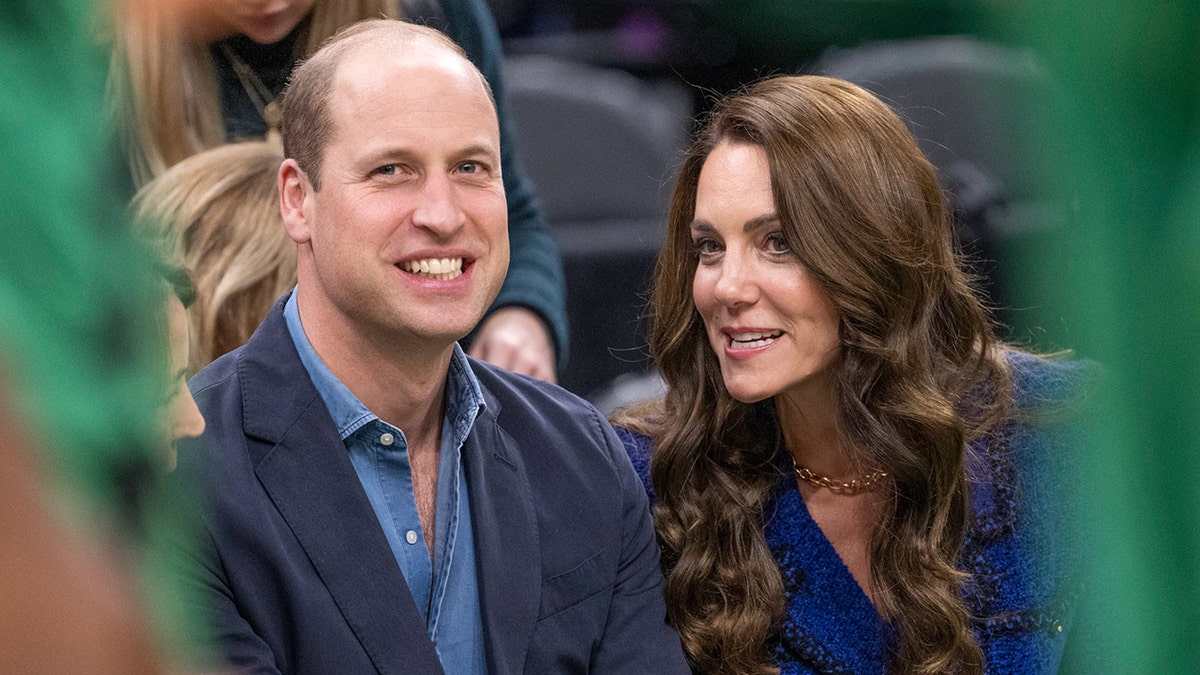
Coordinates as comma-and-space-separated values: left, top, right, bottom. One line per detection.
628, 75, 1013, 674
132, 141, 291, 371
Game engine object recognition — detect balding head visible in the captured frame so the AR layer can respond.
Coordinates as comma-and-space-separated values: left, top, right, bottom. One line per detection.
280, 19, 495, 189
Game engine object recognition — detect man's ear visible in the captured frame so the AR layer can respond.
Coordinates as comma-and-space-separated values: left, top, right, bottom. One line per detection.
279, 158, 313, 245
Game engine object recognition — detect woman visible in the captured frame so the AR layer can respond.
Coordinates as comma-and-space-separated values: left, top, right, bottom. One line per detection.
615, 75, 1086, 674
158, 264, 209, 467
134, 141, 292, 372
110, 0, 566, 381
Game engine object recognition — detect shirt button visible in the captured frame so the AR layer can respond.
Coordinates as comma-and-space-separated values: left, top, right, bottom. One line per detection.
405, 530, 418, 545
380, 432, 395, 446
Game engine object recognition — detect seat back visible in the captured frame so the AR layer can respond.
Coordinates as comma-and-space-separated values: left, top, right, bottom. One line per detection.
815, 36, 1071, 344
505, 55, 692, 396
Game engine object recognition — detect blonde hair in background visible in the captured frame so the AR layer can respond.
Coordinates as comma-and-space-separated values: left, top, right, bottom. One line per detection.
133, 141, 292, 371
110, 0, 403, 187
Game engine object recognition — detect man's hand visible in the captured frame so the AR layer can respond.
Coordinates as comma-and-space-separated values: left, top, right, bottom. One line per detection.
469, 307, 557, 384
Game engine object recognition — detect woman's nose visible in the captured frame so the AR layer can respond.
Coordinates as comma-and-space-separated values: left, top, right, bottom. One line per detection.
712, 256, 759, 307
172, 384, 206, 441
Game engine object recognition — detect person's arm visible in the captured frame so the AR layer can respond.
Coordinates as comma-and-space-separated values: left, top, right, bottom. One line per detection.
591, 419, 690, 673
174, 515, 283, 674
0, 405, 162, 674
437, 0, 569, 379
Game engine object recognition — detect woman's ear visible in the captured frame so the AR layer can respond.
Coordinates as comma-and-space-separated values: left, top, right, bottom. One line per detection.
279, 158, 313, 245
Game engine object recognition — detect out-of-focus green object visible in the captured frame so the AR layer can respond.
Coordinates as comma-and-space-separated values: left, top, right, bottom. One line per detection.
710, 0, 981, 68
0, 0, 161, 522
0, 0, 214, 666
994, 1, 1200, 671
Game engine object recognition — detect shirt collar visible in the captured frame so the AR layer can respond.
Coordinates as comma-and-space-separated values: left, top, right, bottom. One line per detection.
283, 289, 486, 441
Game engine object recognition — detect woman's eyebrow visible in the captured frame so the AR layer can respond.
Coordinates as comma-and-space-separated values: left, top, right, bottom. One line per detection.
688, 214, 780, 235
742, 214, 781, 233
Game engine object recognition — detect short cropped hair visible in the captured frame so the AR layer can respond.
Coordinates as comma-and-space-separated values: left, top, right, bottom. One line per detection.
281, 19, 494, 190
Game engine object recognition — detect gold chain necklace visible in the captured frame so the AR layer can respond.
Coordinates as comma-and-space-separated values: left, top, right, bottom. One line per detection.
791, 460, 888, 495
219, 43, 283, 143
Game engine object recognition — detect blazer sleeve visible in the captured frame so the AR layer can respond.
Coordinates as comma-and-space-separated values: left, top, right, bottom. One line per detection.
590, 419, 691, 673
438, 0, 569, 367
171, 503, 284, 675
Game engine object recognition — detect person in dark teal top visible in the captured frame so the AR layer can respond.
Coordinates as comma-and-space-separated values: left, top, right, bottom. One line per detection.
111, 0, 567, 380
613, 75, 1087, 673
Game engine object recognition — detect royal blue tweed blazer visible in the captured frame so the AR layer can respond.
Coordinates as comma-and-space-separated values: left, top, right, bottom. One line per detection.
617, 353, 1090, 674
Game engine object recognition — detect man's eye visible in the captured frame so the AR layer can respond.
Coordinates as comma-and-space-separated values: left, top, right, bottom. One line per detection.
374, 164, 397, 176
458, 161, 479, 174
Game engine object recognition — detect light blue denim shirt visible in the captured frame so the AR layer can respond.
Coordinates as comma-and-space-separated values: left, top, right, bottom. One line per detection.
284, 292, 487, 674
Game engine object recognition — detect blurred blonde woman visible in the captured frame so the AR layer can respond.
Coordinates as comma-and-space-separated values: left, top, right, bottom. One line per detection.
133, 141, 293, 372
108, 0, 567, 380
111, 0, 394, 184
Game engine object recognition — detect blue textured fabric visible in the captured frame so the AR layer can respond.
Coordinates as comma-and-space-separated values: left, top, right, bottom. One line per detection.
283, 294, 487, 675
617, 352, 1088, 674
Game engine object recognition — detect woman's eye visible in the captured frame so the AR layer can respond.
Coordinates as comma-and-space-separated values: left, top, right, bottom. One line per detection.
765, 232, 791, 253
159, 372, 187, 408
691, 238, 721, 257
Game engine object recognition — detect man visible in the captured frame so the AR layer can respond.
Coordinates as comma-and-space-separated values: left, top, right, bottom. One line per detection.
180, 19, 689, 674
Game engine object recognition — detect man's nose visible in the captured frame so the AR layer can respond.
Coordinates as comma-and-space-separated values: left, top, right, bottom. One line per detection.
411, 173, 467, 237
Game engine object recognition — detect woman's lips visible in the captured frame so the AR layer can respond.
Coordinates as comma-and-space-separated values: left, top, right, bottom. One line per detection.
726, 330, 783, 349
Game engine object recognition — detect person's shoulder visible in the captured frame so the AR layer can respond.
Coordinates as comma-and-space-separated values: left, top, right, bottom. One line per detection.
180, 347, 248, 467
612, 425, 655, 503
467, 356, 598, 423
466, 356, 626, 469
188, 297, 290, 403
608, 405, 661, 502
964, 350, 1091, 652
612, 425, 653, 459
468, 358, 651, 508
974, 350, 1095, 546
1005, 350, 1100, 418
188, 346, 241, 396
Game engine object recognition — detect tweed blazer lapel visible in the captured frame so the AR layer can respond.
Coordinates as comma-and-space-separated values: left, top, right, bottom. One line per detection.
462, 385, 541, 675
239, 299, 445, 674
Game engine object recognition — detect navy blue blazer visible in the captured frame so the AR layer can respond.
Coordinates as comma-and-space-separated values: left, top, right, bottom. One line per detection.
177, 297, 688, 674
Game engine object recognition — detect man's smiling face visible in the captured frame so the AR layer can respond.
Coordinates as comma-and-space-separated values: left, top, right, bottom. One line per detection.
284, 41, 509, 351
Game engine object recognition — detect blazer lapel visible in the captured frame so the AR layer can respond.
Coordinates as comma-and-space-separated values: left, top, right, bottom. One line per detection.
240, 299, 445, 674
463, 391, 541, 675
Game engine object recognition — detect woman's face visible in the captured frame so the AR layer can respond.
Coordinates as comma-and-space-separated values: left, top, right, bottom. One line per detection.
189, 0, 316, 44
690, 140, 841, 406
164, 294, 205, 470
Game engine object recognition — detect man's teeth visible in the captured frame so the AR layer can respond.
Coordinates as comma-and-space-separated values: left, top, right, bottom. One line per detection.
729, 331, 782, 348
401, 257, 464, 280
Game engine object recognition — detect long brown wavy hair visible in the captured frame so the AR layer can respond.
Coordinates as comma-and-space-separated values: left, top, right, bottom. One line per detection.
629, 75, 1013, 674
